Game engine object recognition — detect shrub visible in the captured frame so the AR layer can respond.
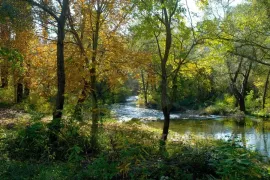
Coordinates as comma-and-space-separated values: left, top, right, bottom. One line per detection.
2, 119, 270, 179
246, 90, 260, 112
0, 86, 14, 104
204, 94, 237, 115
209, 142, 270, 179
5, 122, 50, 160
5, 118, 89, 161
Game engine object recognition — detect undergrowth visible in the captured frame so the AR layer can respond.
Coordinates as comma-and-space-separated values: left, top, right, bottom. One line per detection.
0, 115, 269, 180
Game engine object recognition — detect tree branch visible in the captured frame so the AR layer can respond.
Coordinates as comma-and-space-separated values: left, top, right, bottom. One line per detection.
25, 0, 59, 21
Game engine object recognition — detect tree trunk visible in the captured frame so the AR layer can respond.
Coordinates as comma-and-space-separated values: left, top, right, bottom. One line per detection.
161, 7, 172, 142
263, 69, 270, 109
90, 69, 99, 149
74, 80, 90, 120
14, 83, 23, 103
141, 70, 148, 106
161, 106, 170, 141
52, 1, 69, 120
161, 64, 170, 141
228, 58, 252, 113
158, 1, 173, 142
239, 96, 245, 112
53, 21, 66, 119
90, 9, 101, 150
74, 98, 84, 121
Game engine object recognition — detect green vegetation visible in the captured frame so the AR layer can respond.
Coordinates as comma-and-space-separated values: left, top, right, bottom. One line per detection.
0, 114, 269, 180
1, 0, 270, 179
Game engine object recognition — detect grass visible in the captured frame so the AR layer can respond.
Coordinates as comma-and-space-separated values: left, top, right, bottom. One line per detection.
0, 109, 269, 179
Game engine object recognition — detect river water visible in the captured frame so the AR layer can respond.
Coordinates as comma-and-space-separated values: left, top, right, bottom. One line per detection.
111, 96, 270, 157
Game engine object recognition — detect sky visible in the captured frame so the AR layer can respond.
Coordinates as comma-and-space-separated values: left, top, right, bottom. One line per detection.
185, 0, 245, 24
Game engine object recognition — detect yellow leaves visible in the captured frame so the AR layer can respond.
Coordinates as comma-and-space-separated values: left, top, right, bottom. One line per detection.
22, 37, 57, 97
181, 63, 196, 78
254, 77, 264, 89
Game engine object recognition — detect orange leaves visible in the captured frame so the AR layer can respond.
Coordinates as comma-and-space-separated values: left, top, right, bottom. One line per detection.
24, 39, 57, 97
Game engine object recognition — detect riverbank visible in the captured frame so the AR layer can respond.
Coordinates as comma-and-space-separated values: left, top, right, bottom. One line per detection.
0, 108, 270, 179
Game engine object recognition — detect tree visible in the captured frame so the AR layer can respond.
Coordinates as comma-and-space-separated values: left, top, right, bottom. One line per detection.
132, 0, 181, 141
132, 0, 204, 142
202, 0, 270, 112
67, 0, 132, 148
0, 0, 32, 102
262, 68, 270, 109
25, 0, 70, 120
227, 56, 253, 112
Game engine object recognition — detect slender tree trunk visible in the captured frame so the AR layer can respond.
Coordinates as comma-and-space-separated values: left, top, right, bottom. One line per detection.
141, 70, 148, 105
263, 69, 270, 109
161, 61, 170, 141
90, 10, 101, 149
161, 9, 173, 142
68, 2, 101, 147
74, 98, 84, 121
154, 1, 174, 142
67, 9, 90, 120
74, 80, 90, 120
90, 66, 99, 148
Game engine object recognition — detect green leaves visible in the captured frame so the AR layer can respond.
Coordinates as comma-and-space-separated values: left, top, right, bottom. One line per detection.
0, 0, 32, 29
68, 145, 83, 162
0, 47, 23, 63
0, 47, 23, 72
209, 142, 268, 179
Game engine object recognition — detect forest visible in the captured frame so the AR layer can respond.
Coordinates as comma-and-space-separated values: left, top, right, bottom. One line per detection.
1, 0, 270, 179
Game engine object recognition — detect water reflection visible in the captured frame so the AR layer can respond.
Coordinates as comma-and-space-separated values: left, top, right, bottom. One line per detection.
146, 118, 270, 157
111, 96, 270, 157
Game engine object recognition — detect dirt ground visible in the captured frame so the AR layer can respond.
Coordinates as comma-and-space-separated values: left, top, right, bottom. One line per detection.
0, 108, 30, 128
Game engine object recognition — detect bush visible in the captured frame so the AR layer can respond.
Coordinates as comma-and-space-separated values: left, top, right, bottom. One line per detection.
246, 90, 260, 112
5, 122, 50, 160
204, 94, 237, 115
0, 86, 14, 104
1, 119, 270, 179
5, 118, 89, 161
0, 161, 76, 180
210, 142, 270, 179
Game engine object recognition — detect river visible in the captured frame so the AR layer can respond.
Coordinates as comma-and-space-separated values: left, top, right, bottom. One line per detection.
111, 96, 270, 157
